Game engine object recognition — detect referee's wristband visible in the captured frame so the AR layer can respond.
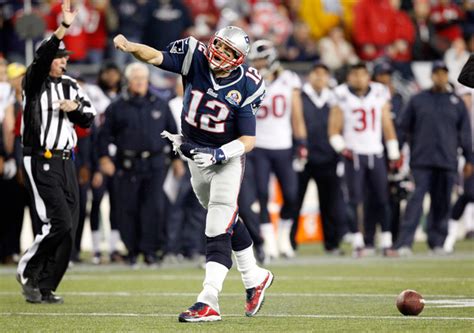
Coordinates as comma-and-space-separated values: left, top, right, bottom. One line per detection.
61, 21, 71, 28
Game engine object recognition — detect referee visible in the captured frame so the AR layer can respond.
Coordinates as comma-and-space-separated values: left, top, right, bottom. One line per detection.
16, 0, 96, 304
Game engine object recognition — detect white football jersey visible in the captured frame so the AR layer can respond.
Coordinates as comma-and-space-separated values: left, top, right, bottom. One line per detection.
256, 70, 301, 150
333, 82, 390, 155
0, 82, 15, 123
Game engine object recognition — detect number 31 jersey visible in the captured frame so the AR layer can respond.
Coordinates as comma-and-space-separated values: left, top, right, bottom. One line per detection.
256, 70, 301, 150
158, 37, 266, 148
333, 82, 390, 155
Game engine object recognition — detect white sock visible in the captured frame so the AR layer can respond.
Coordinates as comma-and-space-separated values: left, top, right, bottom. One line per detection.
233, 245, 268, 289
277, 219, 294, 257
379, 231, 393, 249
464, 204, 474, 231
91, 231, 101, 253
352, 232, 365, 249
443, 220, 459, 253
109, 229, 120, 253
261, 223, 279, 258
196, 261, 228, 313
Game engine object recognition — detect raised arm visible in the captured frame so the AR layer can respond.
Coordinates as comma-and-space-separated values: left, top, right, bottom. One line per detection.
113, 34, 164, 66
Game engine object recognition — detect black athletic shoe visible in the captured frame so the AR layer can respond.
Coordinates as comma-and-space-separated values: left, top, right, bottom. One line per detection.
41, 290, 64, 304
16, 274, 41, 303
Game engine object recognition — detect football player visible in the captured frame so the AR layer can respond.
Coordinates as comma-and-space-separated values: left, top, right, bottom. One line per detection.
114, 26, 273, 322
248, 40, 307, 260
328, 63, 400, 257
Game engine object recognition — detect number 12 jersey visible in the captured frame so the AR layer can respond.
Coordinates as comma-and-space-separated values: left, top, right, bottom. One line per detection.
158, 37, 266, 148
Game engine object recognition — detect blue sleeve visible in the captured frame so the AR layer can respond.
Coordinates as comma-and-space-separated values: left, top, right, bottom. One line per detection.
397, 95, 415, 147
458, 100, 473, 163
157, 37, 199, 76
237, 88, 265, 137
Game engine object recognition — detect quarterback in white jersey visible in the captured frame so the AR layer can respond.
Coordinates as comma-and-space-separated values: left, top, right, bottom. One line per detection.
328, 63, 400, 257
249, 40, 307, 260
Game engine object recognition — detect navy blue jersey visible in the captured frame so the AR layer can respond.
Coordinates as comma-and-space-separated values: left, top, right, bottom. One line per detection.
158, 37, 266, 148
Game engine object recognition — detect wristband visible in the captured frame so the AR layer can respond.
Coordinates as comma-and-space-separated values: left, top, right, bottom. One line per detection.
61, 21, 71, 28
386, 139, 400, 160
220, 140, 245, 160
329, 134, 346, 153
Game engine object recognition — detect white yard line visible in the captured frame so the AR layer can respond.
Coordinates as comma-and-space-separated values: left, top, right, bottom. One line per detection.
55, 274, 474, 282
0, 312, 473, 321
0, 291, 470, 298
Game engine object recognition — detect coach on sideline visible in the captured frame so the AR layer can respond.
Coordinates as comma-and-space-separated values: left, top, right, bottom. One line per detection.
16, 0, 96, 304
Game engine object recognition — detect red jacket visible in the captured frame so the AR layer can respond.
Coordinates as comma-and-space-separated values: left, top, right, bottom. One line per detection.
47, 2, 88, 61
430, 4, 464, 42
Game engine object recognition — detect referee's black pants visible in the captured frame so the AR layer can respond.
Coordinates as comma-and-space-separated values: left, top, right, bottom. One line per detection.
17, 156, 79, 292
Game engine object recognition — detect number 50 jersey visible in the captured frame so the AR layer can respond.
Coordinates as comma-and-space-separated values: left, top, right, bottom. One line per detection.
157, 37, 266, 148
333, 82, 391, 155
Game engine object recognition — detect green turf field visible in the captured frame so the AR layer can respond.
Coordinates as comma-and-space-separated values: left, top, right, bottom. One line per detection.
1, 241, 473, 332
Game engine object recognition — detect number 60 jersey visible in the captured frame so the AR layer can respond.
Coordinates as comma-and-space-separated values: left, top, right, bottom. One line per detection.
157, 37, 266, 148
333, 82, 391, 155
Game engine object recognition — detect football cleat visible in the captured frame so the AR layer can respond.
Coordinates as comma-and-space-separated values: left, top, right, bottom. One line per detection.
178, 302, 221, 322
16, 273, 41, 304
245, 271, 274, 317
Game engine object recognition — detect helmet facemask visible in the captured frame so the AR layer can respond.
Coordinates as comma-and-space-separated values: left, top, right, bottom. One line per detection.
207, 36, 245, 72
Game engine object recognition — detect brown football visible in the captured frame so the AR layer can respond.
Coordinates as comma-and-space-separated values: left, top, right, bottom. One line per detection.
396, 290, 425, 316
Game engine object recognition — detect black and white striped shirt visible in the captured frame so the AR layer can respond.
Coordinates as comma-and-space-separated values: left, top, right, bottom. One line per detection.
21, 35, 96, 151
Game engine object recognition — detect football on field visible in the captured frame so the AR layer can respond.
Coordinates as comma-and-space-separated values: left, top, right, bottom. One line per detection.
396, 290, 425, 316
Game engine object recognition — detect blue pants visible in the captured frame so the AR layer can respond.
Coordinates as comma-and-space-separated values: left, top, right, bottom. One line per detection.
238, 157, 264, 246
294, 161, 346, 251
252, 148, 298, 224
452, 173, 474, 220
344, 154, 390, 235
395, 167, 456, 249
165, 166, 206, 257
114, 158, 166, 256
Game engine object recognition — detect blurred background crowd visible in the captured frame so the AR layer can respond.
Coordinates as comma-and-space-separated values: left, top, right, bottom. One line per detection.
0, 0, 473, 267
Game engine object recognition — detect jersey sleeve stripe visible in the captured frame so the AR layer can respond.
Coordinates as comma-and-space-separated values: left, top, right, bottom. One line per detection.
181, 37, 198, 76
242, 80, 266, 107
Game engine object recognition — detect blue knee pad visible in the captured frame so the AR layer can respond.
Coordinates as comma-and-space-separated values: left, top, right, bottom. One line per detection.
206, 234, 232, 269
231, 219, 253, 251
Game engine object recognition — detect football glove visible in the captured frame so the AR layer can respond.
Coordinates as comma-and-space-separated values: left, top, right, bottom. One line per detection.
191, 147, 226, 168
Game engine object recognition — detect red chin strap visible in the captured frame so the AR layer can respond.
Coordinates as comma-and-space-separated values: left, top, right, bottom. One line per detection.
206, 36, 245, 72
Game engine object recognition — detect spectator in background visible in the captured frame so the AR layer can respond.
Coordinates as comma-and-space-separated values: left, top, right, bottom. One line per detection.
353, 0, 414, 63
411, 0, 443, 61
142, 0, 193, 52
184, 0, 220, 42
295, 62, 346, 255
85, 0, 110, 64
2, 63, 32, 265
296, 0, 357, 40
0, 58, 7, 82
395, 61, 473, 255
90, 61, 123, 264
110, 0, 149, 67
250, 0, 292, 45
318, 25, 358, 76
462, 0, 474, 38
283, 21, 319, 62
444, 37, 470, 85
430, 0, 465, 53
47, 0, 90, 63
98, 62, 180, 266
214, 0, 250, 29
